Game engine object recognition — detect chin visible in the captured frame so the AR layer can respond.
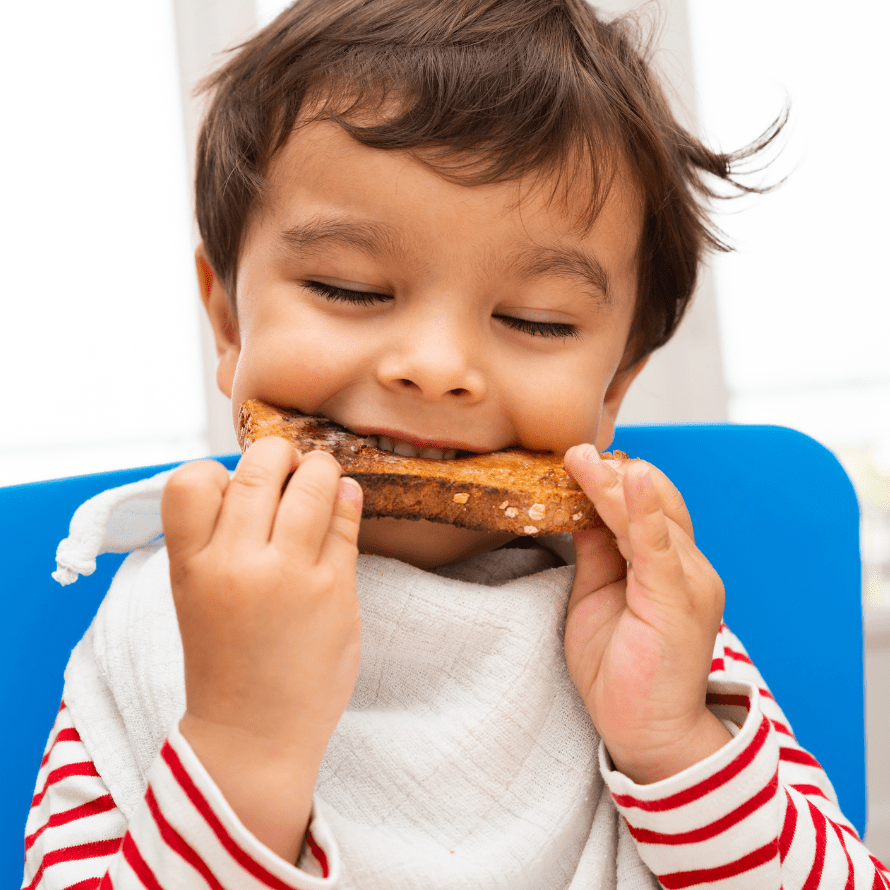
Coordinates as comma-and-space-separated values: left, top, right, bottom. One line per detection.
357, 517, 515, 570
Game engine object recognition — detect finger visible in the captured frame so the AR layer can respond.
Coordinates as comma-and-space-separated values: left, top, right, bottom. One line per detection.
213, 436, 299, 548
643, 464, 694, 540
566, 446, 694, 542
273, 449, 343, 557
319, 477, 364, 567
564, 445, 633, 556
623, 462, 686, 592
161, 460, 230, 563
571, 525, 626, 596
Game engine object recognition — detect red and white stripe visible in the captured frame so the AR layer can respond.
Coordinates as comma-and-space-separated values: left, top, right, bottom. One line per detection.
604, 626, 889, 890
23, 703, 127, 890
22, 623, 890, 889
21, 705, 335, 889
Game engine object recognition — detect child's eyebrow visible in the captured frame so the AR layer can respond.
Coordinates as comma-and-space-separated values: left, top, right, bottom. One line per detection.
276, 216, 611, 305
508, 245, 611, 306
278, 216, 410, 263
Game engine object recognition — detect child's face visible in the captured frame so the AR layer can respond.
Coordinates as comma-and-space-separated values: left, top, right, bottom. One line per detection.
201, 118, 646, 568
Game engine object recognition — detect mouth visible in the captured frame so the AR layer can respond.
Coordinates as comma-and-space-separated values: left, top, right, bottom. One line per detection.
346, 423, 486, 460
238, 400, 501, 464
363, 434, 474, 461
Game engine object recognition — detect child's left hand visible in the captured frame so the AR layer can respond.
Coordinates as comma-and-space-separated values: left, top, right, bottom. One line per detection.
563, 445, 732, 784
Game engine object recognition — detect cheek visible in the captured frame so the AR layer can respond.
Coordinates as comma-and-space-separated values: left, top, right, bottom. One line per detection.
233, 311, 362, 407
507, 365, 606, 452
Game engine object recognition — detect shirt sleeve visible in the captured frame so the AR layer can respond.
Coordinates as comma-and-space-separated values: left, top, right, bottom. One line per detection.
600, 623, 890, 890
22, 702, 339, 890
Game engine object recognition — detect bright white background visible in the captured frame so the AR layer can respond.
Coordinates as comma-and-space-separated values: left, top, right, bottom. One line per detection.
0, 1, 207, 486
687, 0, 890, 446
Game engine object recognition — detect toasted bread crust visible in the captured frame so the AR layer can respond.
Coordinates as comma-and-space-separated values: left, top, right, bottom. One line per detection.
237, 400, 627, 536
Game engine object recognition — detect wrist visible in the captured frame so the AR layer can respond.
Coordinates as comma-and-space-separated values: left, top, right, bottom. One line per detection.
605, 710, 734, 785
180, 711, 332, 768
179, 712, 330, 863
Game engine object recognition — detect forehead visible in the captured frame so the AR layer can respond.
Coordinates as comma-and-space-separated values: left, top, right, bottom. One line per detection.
255, 118, 644, 287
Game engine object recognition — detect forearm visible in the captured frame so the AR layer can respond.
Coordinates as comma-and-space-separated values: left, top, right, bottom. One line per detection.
162, 443, 362, 867
604, 678, 889, 890
24, 703, 337, 889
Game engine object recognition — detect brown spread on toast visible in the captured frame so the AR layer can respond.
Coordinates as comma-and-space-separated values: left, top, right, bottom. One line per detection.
237, 399, 628, 536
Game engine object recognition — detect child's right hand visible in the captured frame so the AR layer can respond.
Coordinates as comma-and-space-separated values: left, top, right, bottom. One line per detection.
160, 436, 363, 862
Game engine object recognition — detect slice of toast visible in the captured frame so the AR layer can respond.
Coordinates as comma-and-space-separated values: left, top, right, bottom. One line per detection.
237, 399, 626, 536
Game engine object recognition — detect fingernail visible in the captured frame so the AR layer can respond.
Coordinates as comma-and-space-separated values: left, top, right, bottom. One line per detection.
338, 476, 363, 506
580, 444, 601, 463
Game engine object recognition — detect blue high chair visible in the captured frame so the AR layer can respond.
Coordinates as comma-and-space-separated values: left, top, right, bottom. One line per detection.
0, 424, 865, 887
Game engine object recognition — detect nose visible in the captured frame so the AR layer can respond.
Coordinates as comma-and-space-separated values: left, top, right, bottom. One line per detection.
376, 311, 486, 402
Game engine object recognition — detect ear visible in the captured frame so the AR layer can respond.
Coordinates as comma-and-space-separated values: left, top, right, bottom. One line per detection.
596, 356, 650, 451
195, 244, 240, 398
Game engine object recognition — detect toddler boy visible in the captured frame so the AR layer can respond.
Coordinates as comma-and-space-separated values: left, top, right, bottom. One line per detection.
23, 1, 889, 888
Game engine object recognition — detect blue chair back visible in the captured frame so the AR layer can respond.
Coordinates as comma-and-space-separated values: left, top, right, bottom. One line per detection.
0, 425, 865, 886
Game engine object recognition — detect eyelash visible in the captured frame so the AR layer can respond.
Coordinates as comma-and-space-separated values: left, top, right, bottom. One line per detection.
304, 280, 392, 307
493, 315, 581, 340
304, 280, 581, 340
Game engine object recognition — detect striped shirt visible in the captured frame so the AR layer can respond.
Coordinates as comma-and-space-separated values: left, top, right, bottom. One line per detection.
21, 624, 890, 890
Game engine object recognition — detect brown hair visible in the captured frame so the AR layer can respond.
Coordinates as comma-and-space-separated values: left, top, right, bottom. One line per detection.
195, 0, 782, 367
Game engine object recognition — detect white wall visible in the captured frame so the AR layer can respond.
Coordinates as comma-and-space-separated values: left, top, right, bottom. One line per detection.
171, 0, 259, 457
0, 1, 209, 486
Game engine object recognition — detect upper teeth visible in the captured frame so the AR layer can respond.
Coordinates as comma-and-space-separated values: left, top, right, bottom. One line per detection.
368, 435, 458, 460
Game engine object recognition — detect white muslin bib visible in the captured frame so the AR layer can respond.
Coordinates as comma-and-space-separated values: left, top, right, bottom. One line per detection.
58, 470, 658, 890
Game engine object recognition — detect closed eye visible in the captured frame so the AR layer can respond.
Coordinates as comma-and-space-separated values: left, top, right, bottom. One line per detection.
494, 315, 581, 340
304, 280, 392, 306
306, 281, 579, 339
